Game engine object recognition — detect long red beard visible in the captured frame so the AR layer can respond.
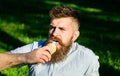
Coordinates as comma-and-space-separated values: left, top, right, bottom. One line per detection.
47, 36, 72, 64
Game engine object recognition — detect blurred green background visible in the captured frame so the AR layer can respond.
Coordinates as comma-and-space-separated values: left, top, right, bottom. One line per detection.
0, 0, 120, 76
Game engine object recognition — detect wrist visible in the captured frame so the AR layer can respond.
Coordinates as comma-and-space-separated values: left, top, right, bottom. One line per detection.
17, 53, 27, 64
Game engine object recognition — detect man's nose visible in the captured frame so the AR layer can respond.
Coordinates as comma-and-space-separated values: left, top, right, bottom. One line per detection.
52, 28, 59, 37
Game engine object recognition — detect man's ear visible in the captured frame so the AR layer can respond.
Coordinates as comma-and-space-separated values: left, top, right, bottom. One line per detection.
72, 31, 80, 42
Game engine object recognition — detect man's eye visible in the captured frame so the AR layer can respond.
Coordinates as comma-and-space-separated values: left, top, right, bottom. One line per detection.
50, 26, 54, 29
59, 28, 65, 30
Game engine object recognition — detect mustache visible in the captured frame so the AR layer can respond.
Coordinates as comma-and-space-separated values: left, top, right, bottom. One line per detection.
47, 36, 64, 46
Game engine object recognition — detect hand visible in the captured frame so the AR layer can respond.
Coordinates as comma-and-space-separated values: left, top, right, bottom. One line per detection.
24, 46, 52, 64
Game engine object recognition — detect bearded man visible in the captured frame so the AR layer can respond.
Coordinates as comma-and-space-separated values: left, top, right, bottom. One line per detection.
1, 5, 99, 76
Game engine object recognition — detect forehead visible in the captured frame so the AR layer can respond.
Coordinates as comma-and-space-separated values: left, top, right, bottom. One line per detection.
50, 17, 73, 28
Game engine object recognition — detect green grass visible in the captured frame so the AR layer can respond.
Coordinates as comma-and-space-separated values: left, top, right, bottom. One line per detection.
1, 66, 28, 76
0, 0, 120, 76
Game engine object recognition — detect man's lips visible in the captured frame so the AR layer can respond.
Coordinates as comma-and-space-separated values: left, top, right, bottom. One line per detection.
47, 36, 65, 47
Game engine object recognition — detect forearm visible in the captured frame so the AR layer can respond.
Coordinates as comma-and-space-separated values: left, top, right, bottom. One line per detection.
0, 52, 26, 71
0, 46, 54, 71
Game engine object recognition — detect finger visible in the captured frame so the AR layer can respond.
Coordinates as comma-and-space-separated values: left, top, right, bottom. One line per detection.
40, 54, 51, 62
39, 58, 45, 64
44, 50, 52, 61
44, 46, 52, 55
37, 47, 52, 61
40, 46, 52, 59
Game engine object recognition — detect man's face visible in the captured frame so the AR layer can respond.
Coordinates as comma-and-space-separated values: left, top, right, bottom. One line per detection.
48, 17, 78, 63
49, 17, 75, 50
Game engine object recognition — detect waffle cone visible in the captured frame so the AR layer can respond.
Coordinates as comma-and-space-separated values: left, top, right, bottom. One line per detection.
47, 42, 56, 54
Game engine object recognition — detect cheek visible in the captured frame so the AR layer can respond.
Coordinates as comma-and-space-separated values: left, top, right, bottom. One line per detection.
62, 34, 73, 44
56, 34, 73, 50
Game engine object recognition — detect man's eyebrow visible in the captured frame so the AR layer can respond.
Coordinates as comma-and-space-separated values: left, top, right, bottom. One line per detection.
50, 24, 54, 27
50, 24, 56, 27
50, 25, 56, 28
50, 23, 54, 26
50, 24, 53, 26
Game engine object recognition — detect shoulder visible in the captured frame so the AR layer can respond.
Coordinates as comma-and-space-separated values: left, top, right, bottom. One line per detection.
10, 40, 47, 53
72, 42, 99, 60
31, 40, 47, 48
38, 40, 47, 47
68, 42, 99, 73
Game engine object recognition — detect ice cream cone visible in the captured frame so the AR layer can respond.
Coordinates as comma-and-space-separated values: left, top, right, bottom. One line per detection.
47, 41, 56, 54
37, 41, 56, 65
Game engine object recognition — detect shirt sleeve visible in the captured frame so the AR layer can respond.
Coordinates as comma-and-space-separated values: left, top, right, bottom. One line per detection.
84, 56, 100, 76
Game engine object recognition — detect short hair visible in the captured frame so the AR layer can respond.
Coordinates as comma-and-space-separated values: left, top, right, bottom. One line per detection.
49, 5, 80, 30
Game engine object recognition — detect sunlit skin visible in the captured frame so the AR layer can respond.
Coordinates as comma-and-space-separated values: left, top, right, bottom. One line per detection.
49, 17, 80, 51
